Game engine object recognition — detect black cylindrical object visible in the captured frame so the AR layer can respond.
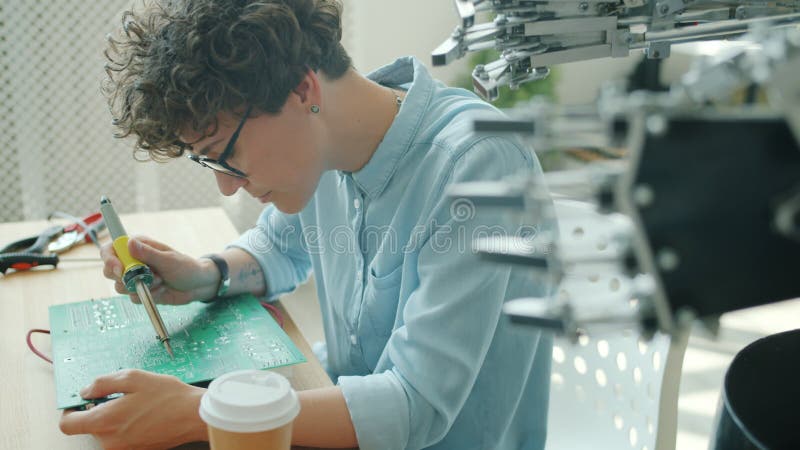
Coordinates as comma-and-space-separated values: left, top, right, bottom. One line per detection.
711, 328, 800, 450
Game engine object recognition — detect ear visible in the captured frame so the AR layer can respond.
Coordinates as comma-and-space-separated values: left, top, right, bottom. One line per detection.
292, 68, 321, 111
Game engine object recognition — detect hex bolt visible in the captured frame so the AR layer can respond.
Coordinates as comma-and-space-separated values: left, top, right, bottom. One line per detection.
633, 184, 655, 208
646, 114, 668, 136
657, 248, 680, 272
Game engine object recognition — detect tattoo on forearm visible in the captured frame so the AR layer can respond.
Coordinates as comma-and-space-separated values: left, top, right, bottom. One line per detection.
237, 262, 262, 288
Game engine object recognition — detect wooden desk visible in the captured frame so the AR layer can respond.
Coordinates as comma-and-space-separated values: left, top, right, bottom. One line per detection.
0, 208, 333, 449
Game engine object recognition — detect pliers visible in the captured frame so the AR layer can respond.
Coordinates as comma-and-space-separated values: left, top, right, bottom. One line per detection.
0, 213, 106, 274
47, 212, 105, 254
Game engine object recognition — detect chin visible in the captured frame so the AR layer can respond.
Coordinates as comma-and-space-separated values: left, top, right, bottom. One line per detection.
270, 179, 319, 215
271, 197, 306, 215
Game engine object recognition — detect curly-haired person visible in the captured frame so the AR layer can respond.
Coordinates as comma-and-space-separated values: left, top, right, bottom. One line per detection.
59, 0, 554, 448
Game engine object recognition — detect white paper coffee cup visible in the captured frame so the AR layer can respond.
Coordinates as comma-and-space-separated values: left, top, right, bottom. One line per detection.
199, 370, 300, 449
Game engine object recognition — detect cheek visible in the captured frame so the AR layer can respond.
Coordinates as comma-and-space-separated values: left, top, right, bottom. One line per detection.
248, 112, 324, 190
286, 130, 324, 178
257, 135, 323, 188
289, 144, 326, 205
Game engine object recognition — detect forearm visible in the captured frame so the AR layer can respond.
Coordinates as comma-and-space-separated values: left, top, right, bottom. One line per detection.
293, 386, 358, 448
186, 385, 357, 448
181, 386, 211, 443
220, 247, 267, 297
194, 248, 267, 300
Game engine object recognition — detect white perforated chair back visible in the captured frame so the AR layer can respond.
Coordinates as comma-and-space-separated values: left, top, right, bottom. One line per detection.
545, 200, 684, 450
0, 1, 229, 224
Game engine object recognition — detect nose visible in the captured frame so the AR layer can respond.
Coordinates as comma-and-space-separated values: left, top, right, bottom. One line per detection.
214, 171, 247, 196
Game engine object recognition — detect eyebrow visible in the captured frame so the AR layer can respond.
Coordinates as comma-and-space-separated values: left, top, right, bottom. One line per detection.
196, 137, 226, 157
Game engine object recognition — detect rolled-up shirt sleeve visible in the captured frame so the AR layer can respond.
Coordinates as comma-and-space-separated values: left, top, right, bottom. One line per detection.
338, 369, 410, 449
228, 205, 312, 300
339, 137, 538, 450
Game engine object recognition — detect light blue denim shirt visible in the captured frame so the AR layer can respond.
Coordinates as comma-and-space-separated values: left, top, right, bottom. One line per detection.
231, 57, 553, 450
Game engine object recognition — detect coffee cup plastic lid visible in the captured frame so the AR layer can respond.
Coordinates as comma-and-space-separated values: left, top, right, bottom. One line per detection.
199, 370, 300, 433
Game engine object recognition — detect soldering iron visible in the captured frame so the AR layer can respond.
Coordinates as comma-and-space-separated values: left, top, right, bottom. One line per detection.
99, 196, 174, 358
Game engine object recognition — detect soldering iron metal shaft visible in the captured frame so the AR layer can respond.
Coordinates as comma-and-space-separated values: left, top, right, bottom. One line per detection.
135, 280, 174, 358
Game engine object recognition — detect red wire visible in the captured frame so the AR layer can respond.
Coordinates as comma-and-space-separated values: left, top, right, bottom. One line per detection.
260, 301, 284, 328
26, 329, 52, 364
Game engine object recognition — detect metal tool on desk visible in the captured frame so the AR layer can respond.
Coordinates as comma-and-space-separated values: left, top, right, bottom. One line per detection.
99, 196, 174, 358
47, 212, 105, 254
0, 213, 105, 275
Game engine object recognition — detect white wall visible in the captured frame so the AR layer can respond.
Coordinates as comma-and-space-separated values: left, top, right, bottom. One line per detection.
340, 0, 469, 84
554, 51, 696, 105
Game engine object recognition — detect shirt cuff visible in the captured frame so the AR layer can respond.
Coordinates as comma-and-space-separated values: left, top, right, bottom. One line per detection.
338, 370, 410, 450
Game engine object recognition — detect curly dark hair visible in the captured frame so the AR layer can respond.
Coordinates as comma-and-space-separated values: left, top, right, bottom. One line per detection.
103, 0, 352, 160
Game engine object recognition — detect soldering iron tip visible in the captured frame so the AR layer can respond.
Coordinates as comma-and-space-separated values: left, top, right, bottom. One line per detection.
164, 340, 175, 359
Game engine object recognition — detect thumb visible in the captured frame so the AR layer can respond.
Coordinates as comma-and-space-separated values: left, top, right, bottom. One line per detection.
128, 237, 171, 269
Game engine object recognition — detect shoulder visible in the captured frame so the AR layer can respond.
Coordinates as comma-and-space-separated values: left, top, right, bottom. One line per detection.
401, 92, 537, 228
415, 87, 535, 185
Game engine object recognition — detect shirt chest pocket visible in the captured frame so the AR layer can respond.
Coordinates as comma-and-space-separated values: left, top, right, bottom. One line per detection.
357, 263, 403, 371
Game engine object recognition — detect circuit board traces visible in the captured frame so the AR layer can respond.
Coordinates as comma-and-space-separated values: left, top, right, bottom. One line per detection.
49, 294, 305, 409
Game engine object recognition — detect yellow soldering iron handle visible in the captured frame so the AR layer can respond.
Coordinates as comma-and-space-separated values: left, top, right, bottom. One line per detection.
112, 235, 146, 274
100, 196, 154, 291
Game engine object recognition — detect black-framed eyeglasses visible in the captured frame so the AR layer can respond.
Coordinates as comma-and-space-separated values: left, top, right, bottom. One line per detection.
188, 104, 253, 178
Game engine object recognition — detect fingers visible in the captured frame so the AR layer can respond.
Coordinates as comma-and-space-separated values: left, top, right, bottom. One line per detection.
114, 280, 129, 296
104, 235, 193, 305
100, 242, 123, 281
104, 235, 168, 300
127, 277, 170, 304
150, 284, 192, 305
131, 235, 174, 252
60, 369, 150, 435
60, 409, 94, 436
103, 236, 171, 281
80, 369, 149, 399
128, 237, 174, 273
149, 284, 168, 304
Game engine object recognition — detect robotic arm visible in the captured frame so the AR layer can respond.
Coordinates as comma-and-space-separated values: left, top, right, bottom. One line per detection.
441, 23, 800, 340
433, 0, 800, 101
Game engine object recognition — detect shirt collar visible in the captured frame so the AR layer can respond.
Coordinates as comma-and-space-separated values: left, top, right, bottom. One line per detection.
347, 56, 434, 198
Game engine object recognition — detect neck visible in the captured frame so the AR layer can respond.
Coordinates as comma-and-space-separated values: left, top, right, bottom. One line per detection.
318, 69, 401, 173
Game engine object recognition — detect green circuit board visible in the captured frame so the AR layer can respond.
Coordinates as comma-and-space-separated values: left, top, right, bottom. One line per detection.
49, 294, 306, 409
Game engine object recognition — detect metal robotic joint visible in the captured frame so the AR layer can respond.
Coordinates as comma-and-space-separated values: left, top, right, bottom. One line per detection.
434, 0, 800, 99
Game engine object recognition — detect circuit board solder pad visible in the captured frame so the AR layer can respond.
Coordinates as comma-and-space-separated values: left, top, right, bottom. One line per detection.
49, 294, 306, 409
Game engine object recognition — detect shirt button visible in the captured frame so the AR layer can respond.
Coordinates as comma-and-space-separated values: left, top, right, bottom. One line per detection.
350, 334, 358, 345
354, 198, 361, 209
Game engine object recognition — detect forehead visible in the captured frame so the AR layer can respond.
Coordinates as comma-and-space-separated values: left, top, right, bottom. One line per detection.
178, 119, 225, 155
179, 108, 247, 151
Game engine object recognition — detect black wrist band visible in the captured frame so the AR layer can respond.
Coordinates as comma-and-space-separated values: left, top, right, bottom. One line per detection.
202, 254, 230, 300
